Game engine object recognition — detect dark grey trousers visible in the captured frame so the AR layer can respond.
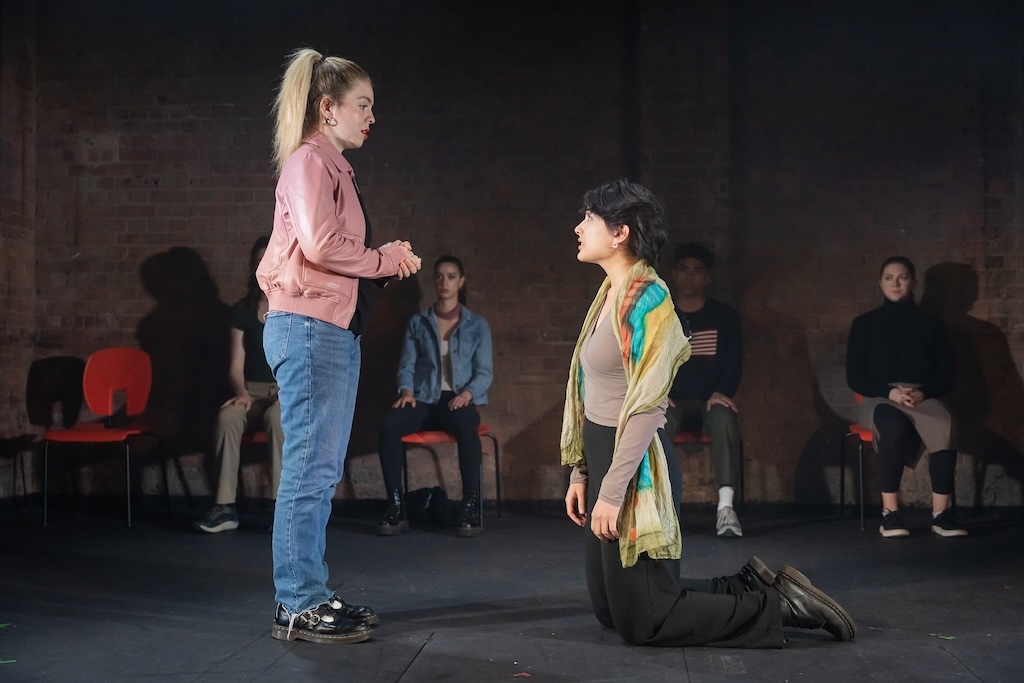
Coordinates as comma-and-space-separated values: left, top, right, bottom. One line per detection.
582, 419, 783, 648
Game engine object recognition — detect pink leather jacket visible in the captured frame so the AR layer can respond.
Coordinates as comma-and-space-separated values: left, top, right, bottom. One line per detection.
256, 132, 406, 329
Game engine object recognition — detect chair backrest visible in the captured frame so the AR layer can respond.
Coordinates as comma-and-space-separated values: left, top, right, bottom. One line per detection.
82, 347, 152, 418
26, 356, 87, 428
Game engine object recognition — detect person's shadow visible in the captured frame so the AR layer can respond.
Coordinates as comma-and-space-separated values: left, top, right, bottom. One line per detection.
919, 263, 1024, 513
136, 247, 232, 466
739, 279, 846, 518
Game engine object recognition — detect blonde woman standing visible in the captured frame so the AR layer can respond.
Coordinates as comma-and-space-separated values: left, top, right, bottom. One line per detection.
257, 48, 421, 644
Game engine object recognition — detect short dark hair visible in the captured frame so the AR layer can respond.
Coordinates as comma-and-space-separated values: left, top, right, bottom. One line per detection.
580, 178, 666, 266
880, 255, 916, 280
673, 242, 716, 269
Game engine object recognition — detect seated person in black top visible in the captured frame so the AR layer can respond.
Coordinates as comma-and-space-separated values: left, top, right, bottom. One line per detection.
195, 237, 283, 533
665, 242, 744, 538
846, 255, 965, 538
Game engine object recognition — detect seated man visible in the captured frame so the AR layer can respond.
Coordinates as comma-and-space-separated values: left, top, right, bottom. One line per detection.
195, 237, 282, 533
666, 242, 745, 537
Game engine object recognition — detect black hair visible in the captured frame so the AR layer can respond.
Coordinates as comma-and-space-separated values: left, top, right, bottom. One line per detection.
434, 254, 468, 305
580, 178, 666, 266
879, 255, 916, 280
673, 242, 716, 269
243, 236, 271, 312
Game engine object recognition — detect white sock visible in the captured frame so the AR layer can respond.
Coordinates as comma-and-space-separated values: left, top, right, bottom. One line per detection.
717, 486, 735, 511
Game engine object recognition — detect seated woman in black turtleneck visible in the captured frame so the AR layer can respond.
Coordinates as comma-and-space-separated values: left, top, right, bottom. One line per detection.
846, 256, 966, 539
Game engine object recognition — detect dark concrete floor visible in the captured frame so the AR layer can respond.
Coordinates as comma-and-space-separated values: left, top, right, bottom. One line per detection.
1, 502, 1022, 682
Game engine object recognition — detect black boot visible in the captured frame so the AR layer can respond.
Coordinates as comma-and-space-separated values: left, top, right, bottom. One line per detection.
377, 488, 408, 536
456, 490, 481, 537
738, 556, 776, 591
773, 565, 856, 640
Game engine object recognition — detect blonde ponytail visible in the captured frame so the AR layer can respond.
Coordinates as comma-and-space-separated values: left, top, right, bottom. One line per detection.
271, 48, 373, 176
272, 48, 321, 175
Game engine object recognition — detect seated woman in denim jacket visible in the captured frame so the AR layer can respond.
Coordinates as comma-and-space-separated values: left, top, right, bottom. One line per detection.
378, 255, 493, 537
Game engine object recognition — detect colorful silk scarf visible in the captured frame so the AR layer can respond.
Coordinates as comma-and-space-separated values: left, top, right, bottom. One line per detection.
560, 260, 691, 567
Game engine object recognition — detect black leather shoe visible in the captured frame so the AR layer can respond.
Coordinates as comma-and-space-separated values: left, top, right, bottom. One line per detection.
774, 566, 856, 641
738, 556, 776, 591
329, 593, 379, 627
271, 603, 374, 644
455, 491, 481, 537
377, 488, 408, 536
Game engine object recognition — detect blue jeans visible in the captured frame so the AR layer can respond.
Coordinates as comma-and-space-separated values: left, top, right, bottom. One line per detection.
264, 312, 360, 613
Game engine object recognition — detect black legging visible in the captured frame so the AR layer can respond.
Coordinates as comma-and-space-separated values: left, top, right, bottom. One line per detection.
873, 404, 956, 495
378, 391, 482, 500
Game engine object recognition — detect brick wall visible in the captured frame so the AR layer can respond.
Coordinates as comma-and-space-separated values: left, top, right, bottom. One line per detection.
0, 0, 36, 444
2, 0, 1021, 508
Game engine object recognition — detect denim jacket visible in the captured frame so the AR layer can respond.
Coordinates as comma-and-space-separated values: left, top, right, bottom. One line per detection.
397, 306, 493, 405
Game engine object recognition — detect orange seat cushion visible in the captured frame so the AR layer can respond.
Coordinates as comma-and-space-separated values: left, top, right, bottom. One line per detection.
673, 431, 712, 445
849, 423, 873, 442
402, 425, 492, 445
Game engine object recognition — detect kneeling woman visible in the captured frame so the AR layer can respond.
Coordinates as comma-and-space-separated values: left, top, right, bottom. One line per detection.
378, 255, 494, 537
561, 178, 856, 647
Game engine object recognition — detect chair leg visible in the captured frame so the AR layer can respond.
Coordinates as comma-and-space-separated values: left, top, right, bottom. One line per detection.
839, 433, 848, 519
19, 450, 29, 508
44, 442, 50, 527
125, 443, 132, 528
477, 464, 484, 531
402, 445, 409, 497
858, 442, 865, 532
159, 444, 171, 516
737, 442, 744, 511
482, 432, 501, 518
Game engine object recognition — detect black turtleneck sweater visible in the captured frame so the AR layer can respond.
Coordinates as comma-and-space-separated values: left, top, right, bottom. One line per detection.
845, 298, 954, 400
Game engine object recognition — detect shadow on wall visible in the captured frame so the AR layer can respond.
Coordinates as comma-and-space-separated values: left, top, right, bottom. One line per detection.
502, 400, 566, 508
136, 247, 232, 457
919, 262, 1024, 509
741, 293, 841, 509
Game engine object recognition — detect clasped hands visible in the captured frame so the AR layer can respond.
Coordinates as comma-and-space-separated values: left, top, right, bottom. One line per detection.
889, 385, 923, 408
394, 240, 422, 280
565, 482, 621, 542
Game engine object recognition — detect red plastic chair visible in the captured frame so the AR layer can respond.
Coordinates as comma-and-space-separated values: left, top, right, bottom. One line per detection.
839, 394, 874, 531
672, 430, 745, 507
43, 347, 162, 527
401, 425, 501, 523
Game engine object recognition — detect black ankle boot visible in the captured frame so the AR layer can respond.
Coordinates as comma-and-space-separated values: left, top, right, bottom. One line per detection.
773, 566, 856, 641
738, 556, 776, 591
377, 488, 408, 536
456, 491, 481, 537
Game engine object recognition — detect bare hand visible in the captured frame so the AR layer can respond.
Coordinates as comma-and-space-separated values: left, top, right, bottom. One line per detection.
448, 391, 473, 410
394, 241, 422, 280
222, 392, 253, 410
590, 499, 621, 542
706, 391, 737, 413
888, 386, 919, 407
392, 390, 416, 408
565, 482, 587, 527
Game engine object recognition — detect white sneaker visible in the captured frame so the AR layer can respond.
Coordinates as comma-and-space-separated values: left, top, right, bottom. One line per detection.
716, 506, 743, 537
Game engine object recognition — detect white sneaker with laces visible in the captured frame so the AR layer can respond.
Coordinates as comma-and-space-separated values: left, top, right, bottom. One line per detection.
716, 506, 743, 537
